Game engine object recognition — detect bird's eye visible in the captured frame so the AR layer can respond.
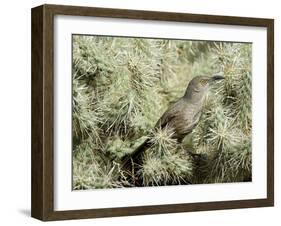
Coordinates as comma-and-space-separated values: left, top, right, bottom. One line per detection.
200, 79, 208, 86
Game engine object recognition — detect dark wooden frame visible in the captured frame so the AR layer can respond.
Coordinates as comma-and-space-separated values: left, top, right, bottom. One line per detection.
31, 4, 274, 221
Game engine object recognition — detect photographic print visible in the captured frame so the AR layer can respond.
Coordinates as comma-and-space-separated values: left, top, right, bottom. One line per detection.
72, 35, 252, 190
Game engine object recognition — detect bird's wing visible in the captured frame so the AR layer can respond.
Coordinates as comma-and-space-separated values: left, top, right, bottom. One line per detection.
182, 110, 201, 133
155, 98, 185, 128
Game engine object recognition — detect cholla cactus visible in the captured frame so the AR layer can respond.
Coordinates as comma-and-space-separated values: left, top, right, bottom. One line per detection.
141, 127, 193, 186
191, 42, 252, 183
72, 35, 252, 189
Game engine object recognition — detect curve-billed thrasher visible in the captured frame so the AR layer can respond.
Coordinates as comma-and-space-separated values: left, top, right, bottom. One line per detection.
121, 75, 224, 181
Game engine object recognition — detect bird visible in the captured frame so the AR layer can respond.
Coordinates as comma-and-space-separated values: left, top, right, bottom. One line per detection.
121, 75, 224, 184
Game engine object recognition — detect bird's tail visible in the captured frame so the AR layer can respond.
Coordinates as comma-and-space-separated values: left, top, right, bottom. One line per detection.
121, 138, 150, 177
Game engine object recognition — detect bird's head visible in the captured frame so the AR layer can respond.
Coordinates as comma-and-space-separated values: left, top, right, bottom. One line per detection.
184, 75, 224, 101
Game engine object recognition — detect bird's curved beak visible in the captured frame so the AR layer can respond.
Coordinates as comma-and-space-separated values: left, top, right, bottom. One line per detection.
212, 75, 225, 81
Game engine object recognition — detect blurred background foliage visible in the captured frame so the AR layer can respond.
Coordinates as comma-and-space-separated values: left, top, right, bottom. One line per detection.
72, 35, 252, 189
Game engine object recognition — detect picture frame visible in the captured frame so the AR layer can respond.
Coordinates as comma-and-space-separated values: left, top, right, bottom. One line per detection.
31, 4, 274, 221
